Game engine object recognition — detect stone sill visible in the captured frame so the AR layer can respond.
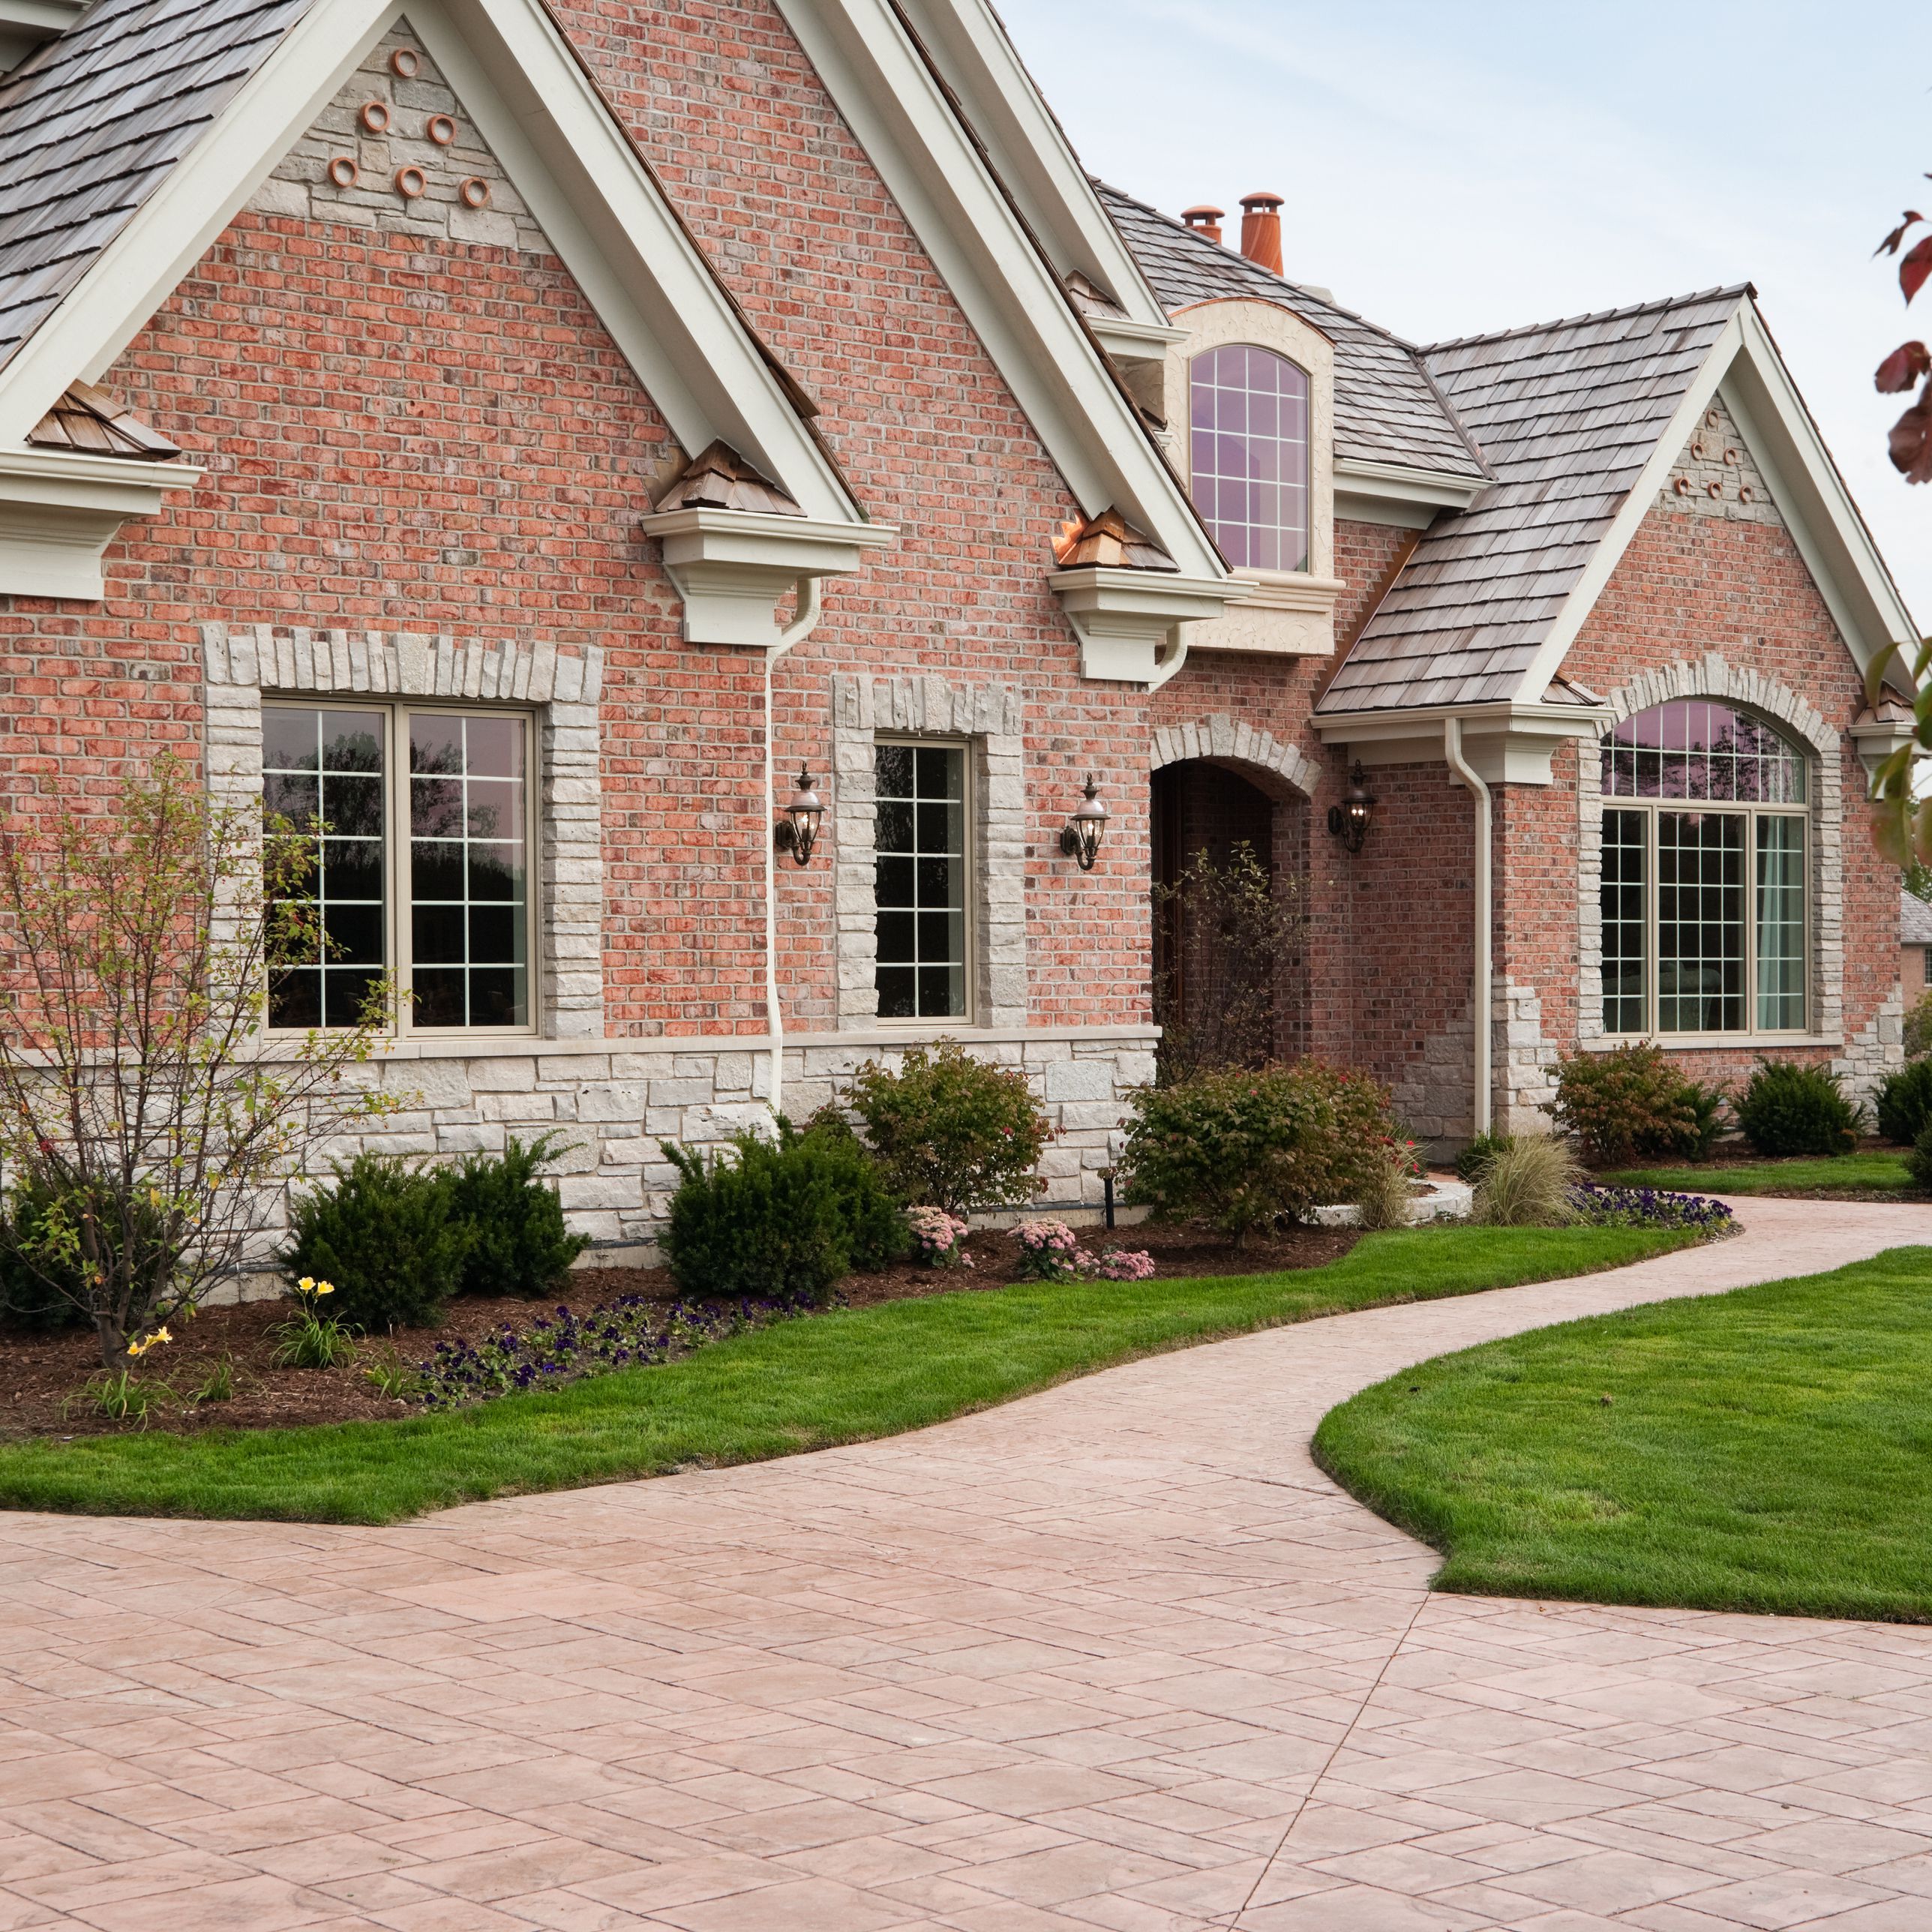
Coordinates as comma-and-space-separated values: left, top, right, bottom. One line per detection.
1584, 1033, 1840, 1053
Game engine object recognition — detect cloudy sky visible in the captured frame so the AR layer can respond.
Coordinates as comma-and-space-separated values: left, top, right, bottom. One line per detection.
999, 0, 1932, 625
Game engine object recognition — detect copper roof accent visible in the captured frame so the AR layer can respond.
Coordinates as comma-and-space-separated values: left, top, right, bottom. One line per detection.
1238, 191, 1283, 274
27, 380, 180, 459
1051, 506, 1178, 571
651, 440, 805, 517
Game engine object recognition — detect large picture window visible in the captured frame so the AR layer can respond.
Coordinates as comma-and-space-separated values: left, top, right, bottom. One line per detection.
1189, 343, 1310, 574
1599, 700, 1808, 1036
264, 701, 533, 1033
874, 740, 968, 1021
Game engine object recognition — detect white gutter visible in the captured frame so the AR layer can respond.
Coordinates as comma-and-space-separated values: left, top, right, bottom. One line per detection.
1442, 717, 1492, 1138
764, 577, 824, 1126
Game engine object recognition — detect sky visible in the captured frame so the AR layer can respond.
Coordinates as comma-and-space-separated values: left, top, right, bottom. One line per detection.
998, 0, 1932, 626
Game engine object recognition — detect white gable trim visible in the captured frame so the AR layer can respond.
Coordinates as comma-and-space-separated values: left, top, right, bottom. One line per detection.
1514, 299, 1921, 706
771, 0, 1228, 584
0, 0, 864, 526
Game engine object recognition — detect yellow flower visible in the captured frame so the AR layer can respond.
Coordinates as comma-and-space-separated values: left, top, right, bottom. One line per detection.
314, 1280, 334, 1296
298, 1276, 315, 1293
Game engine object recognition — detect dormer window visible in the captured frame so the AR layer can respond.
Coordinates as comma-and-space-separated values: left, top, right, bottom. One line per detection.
1189, 344, 1310, 573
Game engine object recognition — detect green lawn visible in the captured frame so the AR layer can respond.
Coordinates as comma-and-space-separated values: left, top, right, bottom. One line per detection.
0, 1225, 1690, 1526
1599, 1150, 1915, 1197
1316, 1244, 1932, 1624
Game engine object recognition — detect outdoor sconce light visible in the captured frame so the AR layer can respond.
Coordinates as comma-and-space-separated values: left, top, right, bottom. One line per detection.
1059, 772, 1109, 871
773, 766, 824, 866
1326, 761, 1376, 854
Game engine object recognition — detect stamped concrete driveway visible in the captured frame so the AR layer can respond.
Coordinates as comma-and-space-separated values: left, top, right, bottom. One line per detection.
6, 1199, 1932, 1932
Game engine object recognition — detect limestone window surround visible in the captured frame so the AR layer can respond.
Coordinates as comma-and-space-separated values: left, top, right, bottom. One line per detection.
200, 622, 604, 1041
830, 673, 1027, 1030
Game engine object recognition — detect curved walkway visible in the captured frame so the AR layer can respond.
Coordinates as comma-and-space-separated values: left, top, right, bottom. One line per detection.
4, 1202, 1932, 1932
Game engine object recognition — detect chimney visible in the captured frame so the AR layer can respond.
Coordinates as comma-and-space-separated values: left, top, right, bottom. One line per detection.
1239, 191, 1284, 274
1180, 204, 1225, 246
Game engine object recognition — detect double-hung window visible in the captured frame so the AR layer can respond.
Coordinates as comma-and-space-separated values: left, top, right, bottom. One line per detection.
263, 702, 534, 1033
1599, 700, 1808, 1037
873, 740, 969, 1021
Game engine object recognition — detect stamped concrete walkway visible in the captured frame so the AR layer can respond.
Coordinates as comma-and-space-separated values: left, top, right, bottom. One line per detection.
6, 1201, 1932, 1932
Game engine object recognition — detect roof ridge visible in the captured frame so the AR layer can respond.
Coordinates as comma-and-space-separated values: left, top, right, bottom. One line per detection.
1420, 284, 1754, 356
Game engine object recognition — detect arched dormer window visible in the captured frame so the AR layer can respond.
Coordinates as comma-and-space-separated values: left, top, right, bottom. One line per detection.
1599, 699, 1809, 1037
1189, 344, 1310, 573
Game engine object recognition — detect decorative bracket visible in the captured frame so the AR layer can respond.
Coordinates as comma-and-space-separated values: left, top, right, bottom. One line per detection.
1850, 699, 1920, 791
1048, 564, 1246, 684
0, 446, 203, 598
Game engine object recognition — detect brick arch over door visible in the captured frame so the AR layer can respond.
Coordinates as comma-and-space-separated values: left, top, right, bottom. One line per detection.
1149, 716, 1320, 800
1577, 652, 1846, 1051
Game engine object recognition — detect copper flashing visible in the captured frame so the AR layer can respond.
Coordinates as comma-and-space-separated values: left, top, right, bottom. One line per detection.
1051, 506, 1178, 571
26, 381, 180, 460
652, 440, 806, 517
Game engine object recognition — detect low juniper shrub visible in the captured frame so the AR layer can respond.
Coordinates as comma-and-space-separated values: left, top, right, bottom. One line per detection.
908, 1206, 972, 1268
284, 1154, 472, 1333
1568, 1184, 1736, 1235
446, 1133, 590, 1298
1735, 1058, 1858, 1157
1875, 1058, 1932, 1147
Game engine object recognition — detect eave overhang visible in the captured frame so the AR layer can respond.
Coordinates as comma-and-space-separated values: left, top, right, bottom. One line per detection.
1047, 564, 1251, 684
1334, 455, 1486, 529
1312, 698, 1611, 786
0, 447, 203, 599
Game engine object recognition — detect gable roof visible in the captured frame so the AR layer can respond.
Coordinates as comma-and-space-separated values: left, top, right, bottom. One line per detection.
1097, 183, 1486, 483
1323, 288, 1744, 712
1906, 890, 1932, 949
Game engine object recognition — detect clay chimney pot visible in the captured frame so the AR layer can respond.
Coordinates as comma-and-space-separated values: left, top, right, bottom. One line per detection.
1180, 204, 1225, 247
1238, 191, 1284, 275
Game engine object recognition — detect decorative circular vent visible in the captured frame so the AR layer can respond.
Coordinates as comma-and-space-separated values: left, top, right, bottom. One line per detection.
458, 177, 492, 210
326, 155, 358, 190
390, 47, 420, 79
358, 100, 391, 134
427, 113, 456, 146
394, 164, 428, 200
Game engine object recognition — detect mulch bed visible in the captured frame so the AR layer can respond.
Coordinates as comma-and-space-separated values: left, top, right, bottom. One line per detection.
0, 1218, 1358, 1442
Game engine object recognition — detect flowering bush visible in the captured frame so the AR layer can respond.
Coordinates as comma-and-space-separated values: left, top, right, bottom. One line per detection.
1013, 1219, 1082, 1281
1082, 1246, 1155, 1281
908, 1206, 972, 1268
1570, 1184, 1735, 1234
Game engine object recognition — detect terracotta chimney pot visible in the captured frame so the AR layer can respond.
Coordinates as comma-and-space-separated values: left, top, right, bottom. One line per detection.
1239, 191, 1284, 274
1180, 204, 1225, 246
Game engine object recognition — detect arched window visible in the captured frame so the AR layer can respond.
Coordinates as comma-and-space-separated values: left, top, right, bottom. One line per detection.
1599, 700, 1808, 1036
1189, 344, 1309, 573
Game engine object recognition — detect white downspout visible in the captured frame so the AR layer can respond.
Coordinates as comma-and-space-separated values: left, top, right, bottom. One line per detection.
764, 576, 824, 1127
1442, 717, 1492, 1138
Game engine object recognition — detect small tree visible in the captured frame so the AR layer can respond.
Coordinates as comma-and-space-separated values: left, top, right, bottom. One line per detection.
0, 756, 400, 1363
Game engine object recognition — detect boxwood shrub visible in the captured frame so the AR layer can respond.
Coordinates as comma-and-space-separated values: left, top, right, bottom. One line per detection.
1736, 1058, 1858, 1158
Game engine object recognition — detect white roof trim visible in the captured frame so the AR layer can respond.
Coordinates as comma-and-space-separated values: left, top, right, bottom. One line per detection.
771, 0, 1227, 580
0, 0, 866, 524
891, 0, 1173, 333
1513, 297, 1921, 706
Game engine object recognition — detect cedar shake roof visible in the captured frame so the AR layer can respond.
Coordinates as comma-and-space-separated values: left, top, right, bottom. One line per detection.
1322, 286, 1745, 712
1905, 890, 1932, 949
0, 0, 315, 374
652, 440, 805, 516
1097, 182, 1487, 482
27, 378, 178, 458
1051, 506, 1177, 571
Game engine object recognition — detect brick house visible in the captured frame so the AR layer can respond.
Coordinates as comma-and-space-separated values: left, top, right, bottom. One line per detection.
0, 0, 1916, 1258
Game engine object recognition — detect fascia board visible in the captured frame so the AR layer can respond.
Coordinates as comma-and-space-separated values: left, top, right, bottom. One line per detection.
1334, 455, 1486, 514
1310, 698, 1609, 782
774, 0, 1226, 581
1504, 308, 1744, 709
0, 0, 399, 442
892, 0, 1172, 330
0, 0, 84, 30
1720, 304, 1922, 680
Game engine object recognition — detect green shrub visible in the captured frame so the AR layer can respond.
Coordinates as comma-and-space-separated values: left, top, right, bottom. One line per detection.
1120, 1060, 1391, 1246
792, 1115, 910, 1271
845, 1040, 1051, 1215
1474, 1135, 1585, 1227
1876, 1059, 1932, 1147
446, 1133, 591, 1298
0, 1177, 164, 1334
284, 1155, 471, 1333
1736, 1059, 1858, 1158
1909, 1119, 1932, 1193
1454, 1131, 1514, 1186
658, 1121, 878, 1307
1906, 989, 1932, 1061
1551, 1045, 1722, 1166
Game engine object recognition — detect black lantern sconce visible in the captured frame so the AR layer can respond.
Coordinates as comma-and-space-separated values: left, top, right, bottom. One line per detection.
1059, 772, 1109, 871
773, 766, 824, 866
1326, 760, 1376, 854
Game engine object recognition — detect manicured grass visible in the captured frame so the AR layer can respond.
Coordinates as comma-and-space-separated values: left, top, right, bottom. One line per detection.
1599, 1150, 1916, 1197
0, 1225, 1690, 1526
1316, 1244, 1932, 1624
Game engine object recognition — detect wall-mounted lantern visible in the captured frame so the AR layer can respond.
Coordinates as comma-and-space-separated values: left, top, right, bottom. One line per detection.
773, 766, 824, 866
1059, 772, 1109, 871
1326, 760, 1376, 854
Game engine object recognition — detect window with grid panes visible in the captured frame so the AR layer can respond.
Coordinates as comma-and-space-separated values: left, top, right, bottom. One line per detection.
1598, 700, 1808, 1036
263, 702, 532, 1032
873, 741, 968, 1020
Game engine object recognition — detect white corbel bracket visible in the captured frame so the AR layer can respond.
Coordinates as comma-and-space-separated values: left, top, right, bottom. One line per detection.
1048, 565, 1250, 684
1850, 704, 1921, 792
0, 446, 204, 599
638, 508, 896, 646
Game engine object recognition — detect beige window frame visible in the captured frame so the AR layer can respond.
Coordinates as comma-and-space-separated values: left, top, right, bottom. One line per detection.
872, 735, 976, 1026
262, 698, 540, 1037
